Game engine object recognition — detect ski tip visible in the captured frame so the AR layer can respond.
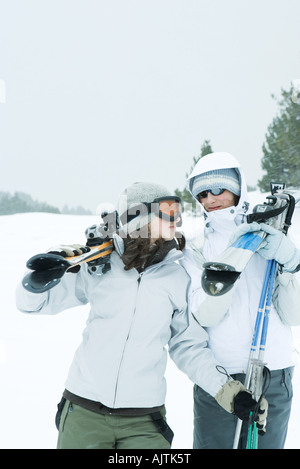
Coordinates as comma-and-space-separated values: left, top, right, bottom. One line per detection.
22, 272, 62, 293
201, 263, 241, 296
26, 253, 71, 270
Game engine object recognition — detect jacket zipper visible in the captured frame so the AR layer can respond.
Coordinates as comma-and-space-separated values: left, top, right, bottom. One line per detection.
112, 272, 143, 408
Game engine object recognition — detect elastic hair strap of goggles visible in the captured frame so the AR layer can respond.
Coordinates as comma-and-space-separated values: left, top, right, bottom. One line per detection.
120, 203, 149, 225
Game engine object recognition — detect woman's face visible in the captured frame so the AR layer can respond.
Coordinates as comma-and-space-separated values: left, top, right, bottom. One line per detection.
198, 189, 236, 212
149, 215, 181, 241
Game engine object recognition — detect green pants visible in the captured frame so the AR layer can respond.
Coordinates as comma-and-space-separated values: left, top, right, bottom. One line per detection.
57, 400, 172, 449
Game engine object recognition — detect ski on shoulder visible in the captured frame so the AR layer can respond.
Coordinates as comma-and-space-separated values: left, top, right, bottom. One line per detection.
22, 210, 119, 294
201, 184, 299, 296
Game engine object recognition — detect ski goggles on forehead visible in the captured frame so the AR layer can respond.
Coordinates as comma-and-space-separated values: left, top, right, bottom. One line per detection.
197, 188, 226, 199
120, 196, 182, 226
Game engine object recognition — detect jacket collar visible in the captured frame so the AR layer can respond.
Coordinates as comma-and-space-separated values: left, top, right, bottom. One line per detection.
203, 198, 251, 235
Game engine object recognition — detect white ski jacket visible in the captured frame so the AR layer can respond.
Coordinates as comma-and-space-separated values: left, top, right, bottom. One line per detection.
182, 152, 300, 375
16, 236, 228, 408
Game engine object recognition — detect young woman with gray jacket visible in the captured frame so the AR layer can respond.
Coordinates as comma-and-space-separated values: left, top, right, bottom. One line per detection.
16, 181, 267, 449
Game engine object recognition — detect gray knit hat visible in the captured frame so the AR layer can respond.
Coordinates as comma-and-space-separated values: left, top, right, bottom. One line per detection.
191, 168, 241, 198
118, 182, 172, 235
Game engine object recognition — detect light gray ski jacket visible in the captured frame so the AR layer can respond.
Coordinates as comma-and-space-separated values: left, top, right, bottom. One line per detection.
16, 238, 227, 408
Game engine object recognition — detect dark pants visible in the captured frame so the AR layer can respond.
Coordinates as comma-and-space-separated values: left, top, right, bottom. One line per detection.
193, 367, 294, 449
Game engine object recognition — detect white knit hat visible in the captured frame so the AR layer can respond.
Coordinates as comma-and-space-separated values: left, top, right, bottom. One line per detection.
118, 182, 172, 235
191, 168, 241, 198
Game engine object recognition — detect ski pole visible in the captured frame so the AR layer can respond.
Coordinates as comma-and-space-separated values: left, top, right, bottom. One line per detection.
246, 259, 277, 448
232, 259, 274, 449
233, 190, 296, 449
246, 359, 267, 449
258, 259, 277, 362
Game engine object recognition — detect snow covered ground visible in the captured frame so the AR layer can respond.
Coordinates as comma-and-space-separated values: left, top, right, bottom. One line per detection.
0, 191, 299, 449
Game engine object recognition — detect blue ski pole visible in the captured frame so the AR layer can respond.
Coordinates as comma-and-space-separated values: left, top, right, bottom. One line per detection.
246, 259, 277, 449
233, 189, 296, 449
233, 259, 275, 449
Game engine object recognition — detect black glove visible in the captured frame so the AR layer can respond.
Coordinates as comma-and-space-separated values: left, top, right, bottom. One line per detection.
215, 380, 268, 433
234, 391, 268, 434
234, 391, 259, 419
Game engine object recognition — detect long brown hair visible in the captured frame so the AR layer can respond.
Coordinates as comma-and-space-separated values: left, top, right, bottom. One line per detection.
121, 230, 185, 272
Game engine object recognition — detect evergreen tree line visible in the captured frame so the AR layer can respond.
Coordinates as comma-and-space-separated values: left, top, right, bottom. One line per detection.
176, 83, 300, 212
0, 191, 92, 216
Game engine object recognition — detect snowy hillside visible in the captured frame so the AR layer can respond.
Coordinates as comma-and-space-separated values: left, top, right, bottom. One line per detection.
0, 192, 299, 449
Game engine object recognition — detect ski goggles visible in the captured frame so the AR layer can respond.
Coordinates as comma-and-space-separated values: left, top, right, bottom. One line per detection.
197, 188, 226, 199
120, 196, 182, 226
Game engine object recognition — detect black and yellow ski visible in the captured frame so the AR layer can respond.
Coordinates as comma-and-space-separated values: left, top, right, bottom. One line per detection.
22, 240, 114, 293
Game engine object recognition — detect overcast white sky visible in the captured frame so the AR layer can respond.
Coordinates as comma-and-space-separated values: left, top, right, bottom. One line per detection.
1, 0, 300, 212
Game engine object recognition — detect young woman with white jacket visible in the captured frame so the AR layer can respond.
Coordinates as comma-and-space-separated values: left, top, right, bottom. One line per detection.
182, 152, 300, 449
16, 181, 267, 449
